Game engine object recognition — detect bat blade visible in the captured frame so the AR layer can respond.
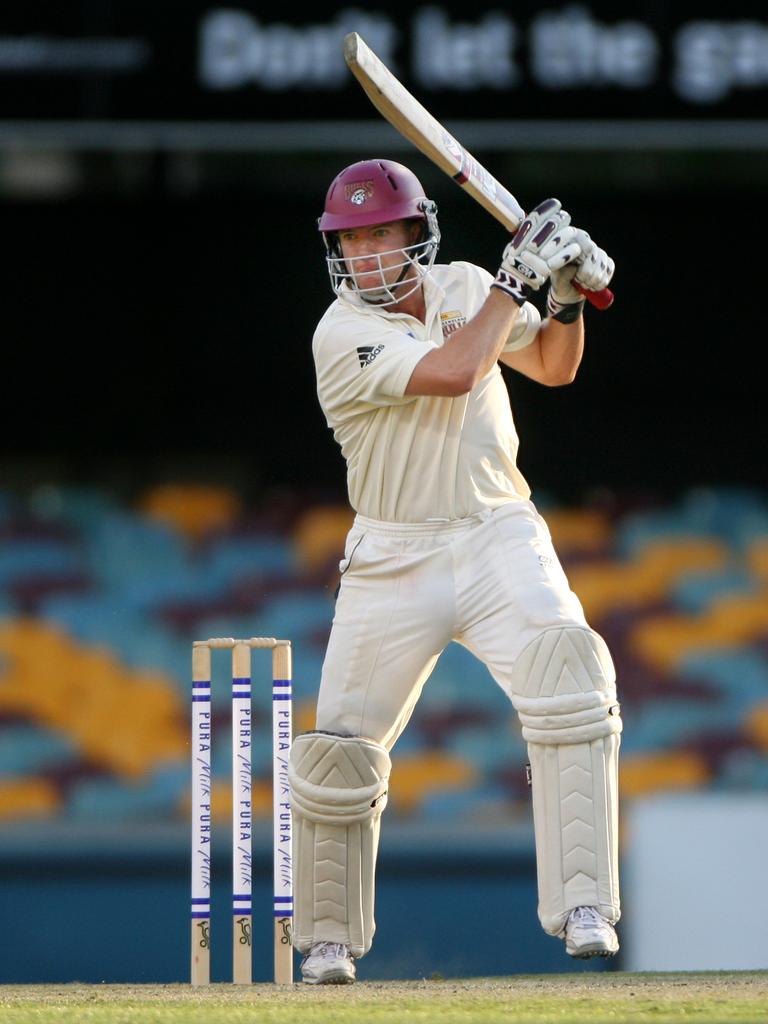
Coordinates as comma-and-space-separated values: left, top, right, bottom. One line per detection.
344, 32, 614, 310
344, 32, 524, 231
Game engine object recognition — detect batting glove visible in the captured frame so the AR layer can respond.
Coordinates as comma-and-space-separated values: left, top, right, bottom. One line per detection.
548, 229, 615, 323
493, 199, 582, 307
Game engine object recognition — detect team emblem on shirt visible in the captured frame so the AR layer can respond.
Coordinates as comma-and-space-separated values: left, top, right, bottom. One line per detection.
357, 345, 384, 368
441, 310, 466, 337
345, 180, 375, 205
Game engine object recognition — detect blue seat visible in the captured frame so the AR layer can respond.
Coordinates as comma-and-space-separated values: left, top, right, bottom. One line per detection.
419, 783, 514, 824
677, 650, 768, 711
670, 568, 758, 615
68, 765, 187, 820
420, 644, 510, 714
253, 592, 335, 643
37, 593, 152, 661
678, 486, 768, 549
619, 697, 742, 754
205, 535, 297, 586
615, 487, 768, 555
446, 725, 525, 774
419, 788, 486, 822
26, 485, 119, 532
387, 725, 428, 756
715, 748, 768, 791
0, 540, 82, 585
614, 512, 714, 560
0, 725, 76, 774
118, 624, 191, 685
85, 512, 189, 588
118, 566, 229, 614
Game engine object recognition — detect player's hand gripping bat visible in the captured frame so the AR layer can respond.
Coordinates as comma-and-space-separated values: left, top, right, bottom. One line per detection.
343, 32, 614, 310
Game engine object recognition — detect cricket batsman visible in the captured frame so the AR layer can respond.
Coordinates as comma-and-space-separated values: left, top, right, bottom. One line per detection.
289, 158, 620, 984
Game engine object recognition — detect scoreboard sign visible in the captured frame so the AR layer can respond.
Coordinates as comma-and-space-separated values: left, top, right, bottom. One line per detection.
0, 3, 766, 121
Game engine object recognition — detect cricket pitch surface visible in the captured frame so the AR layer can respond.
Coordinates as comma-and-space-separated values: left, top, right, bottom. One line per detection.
2, 971, 767, 1023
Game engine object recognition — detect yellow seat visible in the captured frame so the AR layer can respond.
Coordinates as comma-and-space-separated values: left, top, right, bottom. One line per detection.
74, 667, 187, 779
747, 539, 768, 582
630, 590, 768, 670
139, 483, 242, 542
251, 779, 274, 820
0, 617, 188, 781
293, 505, 355, 573
543, 507, 612, 555
745, 702, 768, 751
209, 780, 233, 825
640, 538, 727, 575
387, 751, 478, 817
0, 778, 61, 820
569, 538, 728, 622
568, 562, 651, 620
620, 750, 710, 798
0, 619, 86, 720
293, 698, 317, 736
628, 615, 702, 670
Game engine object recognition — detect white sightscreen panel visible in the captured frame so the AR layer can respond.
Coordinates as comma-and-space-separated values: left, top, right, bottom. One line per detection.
623, 793, 768, 971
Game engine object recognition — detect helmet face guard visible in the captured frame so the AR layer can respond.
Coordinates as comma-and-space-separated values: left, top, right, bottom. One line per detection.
318, 159, 440, 306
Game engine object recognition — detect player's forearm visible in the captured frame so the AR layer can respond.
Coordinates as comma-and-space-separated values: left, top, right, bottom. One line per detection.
405, 289, 520, 396
536, 316, 585, 386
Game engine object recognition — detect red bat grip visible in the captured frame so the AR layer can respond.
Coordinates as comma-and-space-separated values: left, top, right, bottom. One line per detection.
576, 283, 614, 310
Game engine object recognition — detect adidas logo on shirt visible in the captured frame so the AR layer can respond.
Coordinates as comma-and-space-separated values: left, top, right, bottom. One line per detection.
357, 345, 384, 369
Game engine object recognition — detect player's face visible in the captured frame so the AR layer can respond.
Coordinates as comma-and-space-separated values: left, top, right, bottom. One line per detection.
338, 220, 420, 294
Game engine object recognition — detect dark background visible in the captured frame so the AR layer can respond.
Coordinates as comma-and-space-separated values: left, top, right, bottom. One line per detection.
2, 1, 766, 507
4, 148, 764, 505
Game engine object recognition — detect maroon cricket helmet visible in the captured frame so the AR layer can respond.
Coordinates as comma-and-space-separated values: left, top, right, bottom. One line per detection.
318, 159, 433, 231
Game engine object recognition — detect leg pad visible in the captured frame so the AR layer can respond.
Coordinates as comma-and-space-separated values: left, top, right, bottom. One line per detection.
289, 732, 390, 958
510, 628, 622, 936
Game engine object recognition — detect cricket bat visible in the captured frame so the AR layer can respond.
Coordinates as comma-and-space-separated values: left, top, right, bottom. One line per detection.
343, 32, 614, 310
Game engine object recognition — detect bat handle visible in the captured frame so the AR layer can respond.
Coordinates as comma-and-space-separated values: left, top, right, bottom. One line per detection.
576, 283, 614, 310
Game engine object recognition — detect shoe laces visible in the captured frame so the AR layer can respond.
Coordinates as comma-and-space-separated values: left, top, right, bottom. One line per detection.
569, 906, 604, 926
309, 941, 349, 960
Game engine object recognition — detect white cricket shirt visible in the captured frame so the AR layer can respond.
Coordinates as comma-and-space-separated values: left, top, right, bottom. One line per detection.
312, 260, 541, 523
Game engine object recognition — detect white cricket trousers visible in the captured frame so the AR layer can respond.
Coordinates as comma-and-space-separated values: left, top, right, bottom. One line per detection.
316, 499, 593, 748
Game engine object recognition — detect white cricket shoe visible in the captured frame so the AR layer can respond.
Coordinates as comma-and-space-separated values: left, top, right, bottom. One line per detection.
564, 906, 619, 959
301, 942, 356, 985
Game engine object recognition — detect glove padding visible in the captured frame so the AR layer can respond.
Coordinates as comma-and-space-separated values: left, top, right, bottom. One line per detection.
493, 199, 582, 307
548, 229, 615, 322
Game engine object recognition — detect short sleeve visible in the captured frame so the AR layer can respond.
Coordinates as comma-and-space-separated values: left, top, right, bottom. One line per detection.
313, 316, 437, 423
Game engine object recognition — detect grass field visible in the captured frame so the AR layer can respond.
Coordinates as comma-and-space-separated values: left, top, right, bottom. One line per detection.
1, 972, 767, 1024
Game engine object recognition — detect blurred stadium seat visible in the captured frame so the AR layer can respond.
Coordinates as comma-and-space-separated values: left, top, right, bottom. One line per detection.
387, 750, 478, 817
542, 506, 612, 557
138, 483, 242, 542
0, 778, 61, 820
629, 593, 768, 670
619, 750, 711, 798
0, 483, 766, 828
292, 503, 354, 573
746, 702, 768, 751
204, 532, 298, 584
